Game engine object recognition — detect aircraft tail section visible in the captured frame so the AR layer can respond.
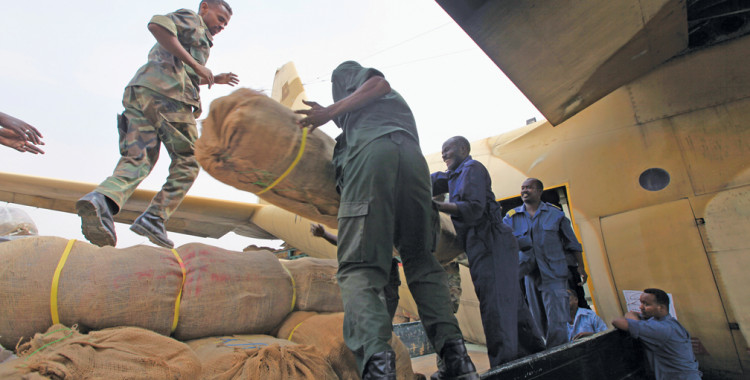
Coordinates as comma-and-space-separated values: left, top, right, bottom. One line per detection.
272, 62, 308, 111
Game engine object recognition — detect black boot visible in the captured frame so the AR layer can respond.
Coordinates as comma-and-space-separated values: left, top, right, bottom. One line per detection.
429, 356, 446, 380
362, 350, 396, 380
130, 212, 173, 248
433, 339, 479, 380
76, 192, 117, 247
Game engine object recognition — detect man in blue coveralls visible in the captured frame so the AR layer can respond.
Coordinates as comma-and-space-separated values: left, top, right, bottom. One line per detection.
503, 178, 587, 349
431, 136, 545, 368
612, 288, 702, 380
296, 62, 478, 380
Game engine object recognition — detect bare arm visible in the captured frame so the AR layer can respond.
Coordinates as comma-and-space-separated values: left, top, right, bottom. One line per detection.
148, 23, 214, 87
310, 223, 338, 246
295, 76, 391, 131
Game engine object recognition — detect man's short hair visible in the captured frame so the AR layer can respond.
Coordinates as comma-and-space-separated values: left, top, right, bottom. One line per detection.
526, 178, 544, 190
449, 136, 471, 154
644, 288, 670, 308
200, 0, 233, 15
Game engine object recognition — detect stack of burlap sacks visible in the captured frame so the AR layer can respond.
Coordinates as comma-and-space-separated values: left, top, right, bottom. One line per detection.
194, 88, 464, 263
0, 237, 419, 379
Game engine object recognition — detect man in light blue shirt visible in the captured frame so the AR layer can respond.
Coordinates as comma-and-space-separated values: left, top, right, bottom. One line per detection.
567, 289, 607, 341
503, 178, 587, 348
612, 288, 702, 380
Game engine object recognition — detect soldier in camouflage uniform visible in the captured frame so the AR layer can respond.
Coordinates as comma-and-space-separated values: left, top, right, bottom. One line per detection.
76, 0, 238, 249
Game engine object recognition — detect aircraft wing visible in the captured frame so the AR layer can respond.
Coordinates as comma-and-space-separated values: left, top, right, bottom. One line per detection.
0, 171, 275, 240
436, 0, 688, 125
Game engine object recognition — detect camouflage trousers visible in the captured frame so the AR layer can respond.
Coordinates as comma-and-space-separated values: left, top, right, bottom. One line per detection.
443, 259, 463, 313
94, 86, 200, 220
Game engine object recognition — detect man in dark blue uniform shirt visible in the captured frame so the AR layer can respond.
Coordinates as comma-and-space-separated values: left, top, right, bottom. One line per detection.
432, 136, 544, 367
503, 178, 586, 348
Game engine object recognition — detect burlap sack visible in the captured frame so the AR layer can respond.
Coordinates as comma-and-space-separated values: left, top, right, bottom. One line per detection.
0, 238, 298, 348
195, 88, 340, 228
281, 257, 343, 312
0, 324, 200, 380
0, 237, 180, 349
270, 311, 318, 339
173, 243, 294, 340
186, 334, 338, 380
274, 312, 417, 380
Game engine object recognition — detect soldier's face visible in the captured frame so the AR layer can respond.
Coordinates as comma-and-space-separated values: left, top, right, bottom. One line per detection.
200, 3, 231, 35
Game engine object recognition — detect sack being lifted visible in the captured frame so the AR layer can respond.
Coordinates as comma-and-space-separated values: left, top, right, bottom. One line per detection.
195, 88, 466, 263
195, 88, 340, 228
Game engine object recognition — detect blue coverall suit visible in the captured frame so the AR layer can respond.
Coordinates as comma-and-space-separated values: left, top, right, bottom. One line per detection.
432, 156, 544, 366
503, 202, 583, 348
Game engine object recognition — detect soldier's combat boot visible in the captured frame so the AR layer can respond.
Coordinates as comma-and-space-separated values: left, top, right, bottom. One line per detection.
76, 191, 117, 247
432, 338, 479, 380
362, 350, 396, 380
130, 212, 173, 248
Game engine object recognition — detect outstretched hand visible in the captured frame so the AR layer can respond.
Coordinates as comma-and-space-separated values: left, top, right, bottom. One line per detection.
295, 100, 331, 131
0, 112, 43, 145
310, 223, 326, 237
215, 72, 239, 86
0, 129, 45, 154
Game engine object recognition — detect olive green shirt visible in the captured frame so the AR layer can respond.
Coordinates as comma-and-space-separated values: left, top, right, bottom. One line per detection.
330, 61, 420, 189
127, 9, 213, 117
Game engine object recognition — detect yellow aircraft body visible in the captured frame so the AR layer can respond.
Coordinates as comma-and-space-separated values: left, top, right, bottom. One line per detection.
429, 1, 750, 378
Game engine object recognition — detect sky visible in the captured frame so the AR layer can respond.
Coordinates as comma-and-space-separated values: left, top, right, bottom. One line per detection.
0, 0, 542, 251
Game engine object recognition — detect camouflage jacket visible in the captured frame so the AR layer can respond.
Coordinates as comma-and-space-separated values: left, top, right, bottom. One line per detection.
127, 8, 213, 117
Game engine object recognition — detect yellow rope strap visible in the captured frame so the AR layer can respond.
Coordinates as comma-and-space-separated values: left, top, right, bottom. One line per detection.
257, 127, 308, 195
280, 262, 296, 313
170, 249, 187, 333
50, 239, 76, 325
287, 321, 306, 342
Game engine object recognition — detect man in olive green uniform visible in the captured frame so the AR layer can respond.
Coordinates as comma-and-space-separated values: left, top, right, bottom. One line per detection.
76, 0, 238, 248
296, 61, 478, 380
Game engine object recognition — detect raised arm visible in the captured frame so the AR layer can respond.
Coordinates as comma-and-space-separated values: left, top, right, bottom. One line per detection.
295, 76, 391, 131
